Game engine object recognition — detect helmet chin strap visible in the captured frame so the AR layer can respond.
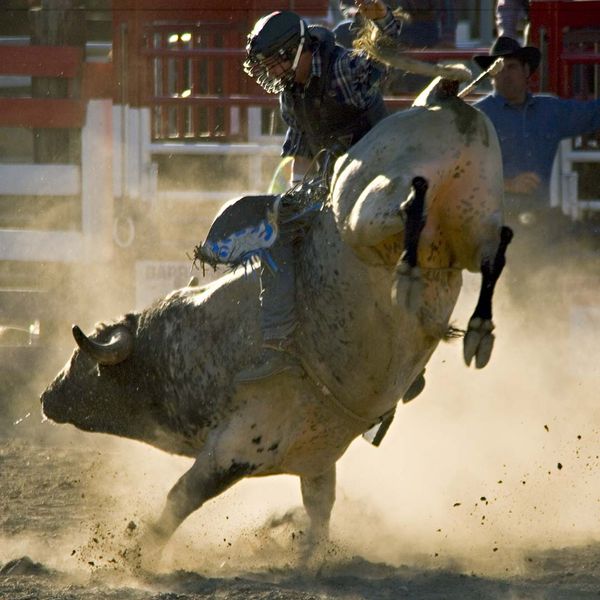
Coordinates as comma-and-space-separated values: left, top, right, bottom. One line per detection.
290, 19, 306, 74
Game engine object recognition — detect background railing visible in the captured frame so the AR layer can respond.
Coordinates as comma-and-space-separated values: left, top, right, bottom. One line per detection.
0, 44, 113, 263
529, 0, 600, 220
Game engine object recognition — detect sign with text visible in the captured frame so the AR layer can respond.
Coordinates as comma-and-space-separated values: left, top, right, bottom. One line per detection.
135, 260, 195, 310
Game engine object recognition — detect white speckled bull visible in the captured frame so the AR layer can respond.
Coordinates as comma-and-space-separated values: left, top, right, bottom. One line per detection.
41, 82, 511, 566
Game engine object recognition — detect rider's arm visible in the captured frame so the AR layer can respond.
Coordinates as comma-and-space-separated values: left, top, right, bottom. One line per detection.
280, 96, 312, 168
330, 47, 386, 111
357, 0, 402, 37
328, 2, 395, 112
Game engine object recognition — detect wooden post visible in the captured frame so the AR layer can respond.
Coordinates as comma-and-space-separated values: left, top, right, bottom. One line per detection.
81, 100, 114, 263
29, 0, 86, 164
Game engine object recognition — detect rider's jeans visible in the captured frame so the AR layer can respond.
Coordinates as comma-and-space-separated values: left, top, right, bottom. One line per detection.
259, 235, 297, 342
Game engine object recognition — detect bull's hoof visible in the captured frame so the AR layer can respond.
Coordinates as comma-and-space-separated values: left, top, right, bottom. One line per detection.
299, 538, 331, 573
132, 523, 168, 573
391, 264, 422, 313
463, 317, 495, 368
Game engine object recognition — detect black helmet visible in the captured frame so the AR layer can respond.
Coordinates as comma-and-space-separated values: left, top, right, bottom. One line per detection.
244, 11, 308, 94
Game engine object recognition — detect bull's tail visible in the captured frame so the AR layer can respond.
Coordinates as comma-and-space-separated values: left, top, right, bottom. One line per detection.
444, 324, 465, 341
353, 17, 472, 83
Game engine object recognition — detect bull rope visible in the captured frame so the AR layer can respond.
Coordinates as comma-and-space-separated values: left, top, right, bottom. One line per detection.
301, 263, 464, 428
299, 356, 394, 430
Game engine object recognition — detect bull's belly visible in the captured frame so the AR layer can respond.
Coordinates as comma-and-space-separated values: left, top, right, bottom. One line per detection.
224, 375, 369, 478
277, 410, 359, 476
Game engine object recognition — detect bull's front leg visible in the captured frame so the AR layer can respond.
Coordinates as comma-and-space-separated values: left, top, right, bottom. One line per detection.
464, 225, 513, 368
138, 443, 255, 569
300, 465, 336, 552
391, 176, 428, 312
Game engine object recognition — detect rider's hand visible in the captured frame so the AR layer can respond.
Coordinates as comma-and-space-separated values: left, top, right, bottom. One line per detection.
505, 172, 541, 195
355, 0, 388, 21
290, 156, 311, 186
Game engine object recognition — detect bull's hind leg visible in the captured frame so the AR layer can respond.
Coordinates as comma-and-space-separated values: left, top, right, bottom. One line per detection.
300, 465, 336, 549
464, 225, 513, 368
392, 176, 428, 312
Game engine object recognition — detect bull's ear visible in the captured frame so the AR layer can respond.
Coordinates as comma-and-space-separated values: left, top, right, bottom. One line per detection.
72, 324, 133, 365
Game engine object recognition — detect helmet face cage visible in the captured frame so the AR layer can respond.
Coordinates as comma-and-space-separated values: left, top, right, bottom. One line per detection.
243, 48, 296, 94
244, 13, 306, 94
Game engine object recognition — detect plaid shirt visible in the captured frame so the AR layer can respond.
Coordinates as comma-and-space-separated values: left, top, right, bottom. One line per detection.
281, 8, 400, 158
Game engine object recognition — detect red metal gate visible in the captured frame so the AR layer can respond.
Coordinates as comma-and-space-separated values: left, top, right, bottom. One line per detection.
112, 0, 329, 142
529, 0, 600, 98
528, 0, 600, 219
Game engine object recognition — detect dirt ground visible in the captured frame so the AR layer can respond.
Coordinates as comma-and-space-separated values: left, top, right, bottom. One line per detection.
4, 426, 600, 600
1, 230, 600, 599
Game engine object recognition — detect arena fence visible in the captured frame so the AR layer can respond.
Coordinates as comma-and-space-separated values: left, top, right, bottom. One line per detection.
0, 44, 113, 264
530, 0, 600, 219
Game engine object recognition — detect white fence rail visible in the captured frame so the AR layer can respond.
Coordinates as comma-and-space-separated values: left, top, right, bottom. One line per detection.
0, 164, 80, 196
0, 100, 114, 263
551, 138, 600, 220
114, 104, 283, 205
2, 100, 595, 268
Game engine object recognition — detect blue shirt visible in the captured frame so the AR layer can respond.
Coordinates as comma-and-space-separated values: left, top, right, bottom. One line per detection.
281, 9, 400, 158
474, 91, 600, 195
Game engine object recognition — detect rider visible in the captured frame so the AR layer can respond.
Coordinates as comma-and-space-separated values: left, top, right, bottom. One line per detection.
237, 0, 401, 383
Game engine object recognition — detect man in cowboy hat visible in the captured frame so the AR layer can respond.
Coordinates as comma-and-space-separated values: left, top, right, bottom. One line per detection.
473, 36, 600, 211
474, 36, 600, 303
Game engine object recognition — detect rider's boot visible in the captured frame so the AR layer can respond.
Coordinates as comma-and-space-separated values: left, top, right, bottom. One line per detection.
235, 337, 302, 384
236, 233, 302, 384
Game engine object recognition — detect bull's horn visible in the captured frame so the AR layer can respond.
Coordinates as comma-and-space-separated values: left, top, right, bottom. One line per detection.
72, 324, 134, 365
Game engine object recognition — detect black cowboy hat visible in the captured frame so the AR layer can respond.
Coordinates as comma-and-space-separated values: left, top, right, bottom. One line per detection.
474, 36, 541, 73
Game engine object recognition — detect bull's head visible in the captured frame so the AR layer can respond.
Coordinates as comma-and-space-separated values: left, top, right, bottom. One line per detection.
40, 317, 158, 441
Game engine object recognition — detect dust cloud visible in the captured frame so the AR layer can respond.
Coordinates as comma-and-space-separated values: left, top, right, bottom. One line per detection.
1, 208, 599, 591
132, 258, 599, 580
327, 246, 600, 576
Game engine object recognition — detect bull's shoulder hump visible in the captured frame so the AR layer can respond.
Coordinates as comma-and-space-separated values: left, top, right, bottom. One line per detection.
158, 269, 259, 313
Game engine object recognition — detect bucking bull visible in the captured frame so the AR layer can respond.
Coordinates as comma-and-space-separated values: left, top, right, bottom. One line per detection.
41, 63, 513, 564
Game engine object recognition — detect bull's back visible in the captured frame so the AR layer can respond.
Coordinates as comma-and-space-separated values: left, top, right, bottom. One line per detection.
416, 103, 504, 273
